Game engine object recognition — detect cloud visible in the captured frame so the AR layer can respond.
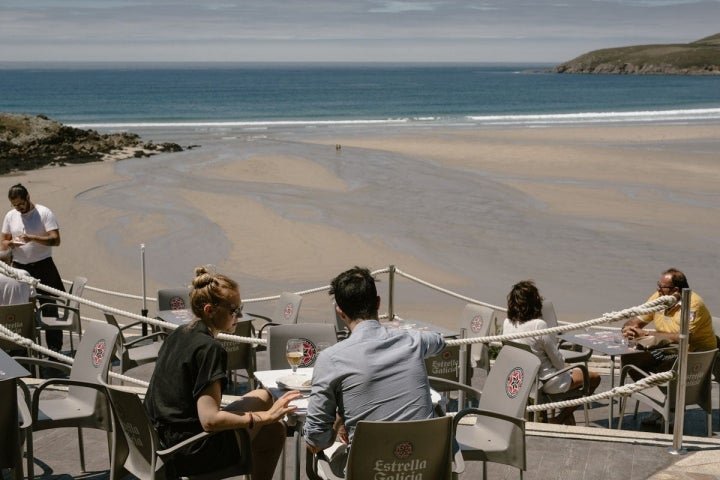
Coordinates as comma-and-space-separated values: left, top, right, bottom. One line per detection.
0, 0, 718, 62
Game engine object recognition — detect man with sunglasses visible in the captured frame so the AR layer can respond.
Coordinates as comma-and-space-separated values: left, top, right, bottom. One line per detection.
620, 268, 715, 424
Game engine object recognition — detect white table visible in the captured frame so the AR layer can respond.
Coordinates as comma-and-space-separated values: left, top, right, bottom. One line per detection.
254, 368, 313, 480
156, 308, 193, 326
384, 318, 460, 338
559, 330, 640, 427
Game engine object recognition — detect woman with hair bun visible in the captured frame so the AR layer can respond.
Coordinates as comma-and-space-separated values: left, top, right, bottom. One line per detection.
145, 266, 301, 479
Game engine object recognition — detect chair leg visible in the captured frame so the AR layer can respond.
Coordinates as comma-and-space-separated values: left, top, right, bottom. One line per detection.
77, 427, 86, 472
617, 397, 627, 430
26, 428, 35, 480
707, 411, 713, 437
280, 443, 287, 480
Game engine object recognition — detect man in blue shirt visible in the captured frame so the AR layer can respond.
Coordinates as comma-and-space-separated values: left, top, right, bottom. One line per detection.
304, 266, 445, 466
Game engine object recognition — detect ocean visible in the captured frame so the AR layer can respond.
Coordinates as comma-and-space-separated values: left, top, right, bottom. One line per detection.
2, 62, 720, 129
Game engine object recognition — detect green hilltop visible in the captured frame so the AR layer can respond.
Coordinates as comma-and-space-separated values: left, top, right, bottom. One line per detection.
554, 33, 720, 75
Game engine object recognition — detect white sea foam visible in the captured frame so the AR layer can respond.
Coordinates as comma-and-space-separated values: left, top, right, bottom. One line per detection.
467, 108, 720, 125
69, 108, 720, 130
69, 118, 411, 129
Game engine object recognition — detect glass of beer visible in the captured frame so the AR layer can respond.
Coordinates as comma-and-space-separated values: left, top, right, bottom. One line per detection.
286, 338, 304, 374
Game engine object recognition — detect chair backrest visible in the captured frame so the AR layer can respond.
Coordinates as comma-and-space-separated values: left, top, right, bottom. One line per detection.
157, 288, 190, 311
344, 416, 453, 480
68, 276, 88, 305
457, 303, 495, 371
0, 302, 36, 352
271, 292, 302, 325
541, 301, 558, 328
424, 344, 473, 385
331, 302, 348, 336
478, 344, 541, 420
68, 322, 120, 406
671, 348, 717, 413
105, 384, 164, 479
267, 323, 337, 370
221, 319, 256, 372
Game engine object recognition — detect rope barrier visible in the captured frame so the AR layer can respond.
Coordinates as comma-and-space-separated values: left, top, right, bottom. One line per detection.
526, 370, 675, 412
444, 295, 676, 347
0, 262, 681, 412
394, 268, 502, 310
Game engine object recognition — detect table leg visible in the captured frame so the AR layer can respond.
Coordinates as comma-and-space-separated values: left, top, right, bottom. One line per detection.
294, 427, 301, 480
608, 355, 615, 428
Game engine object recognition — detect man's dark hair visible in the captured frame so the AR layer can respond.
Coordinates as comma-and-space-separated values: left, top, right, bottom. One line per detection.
663, 268, 689, 290
506, 280, 543, 325
329, 266, 378, 321
8, 183, 29, 201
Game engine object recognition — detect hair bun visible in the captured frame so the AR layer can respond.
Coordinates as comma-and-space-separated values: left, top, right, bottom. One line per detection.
192, 266, 216, 289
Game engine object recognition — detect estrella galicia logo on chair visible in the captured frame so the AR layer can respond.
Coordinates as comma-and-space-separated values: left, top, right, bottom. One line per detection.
91, 339, 107, 367
372, 442, 428, 479
372, 458, 428, 479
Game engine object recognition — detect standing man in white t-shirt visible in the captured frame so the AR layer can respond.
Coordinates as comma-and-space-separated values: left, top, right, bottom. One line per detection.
1, 183, 66, 351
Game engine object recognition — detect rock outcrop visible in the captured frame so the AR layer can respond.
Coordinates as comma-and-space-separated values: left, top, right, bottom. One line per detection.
554, 33, 720, 75
0, 113, 184, 175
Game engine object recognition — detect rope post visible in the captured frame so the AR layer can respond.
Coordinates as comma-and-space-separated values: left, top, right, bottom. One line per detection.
140, 244, 148, 336
669, 288, 691, 455
458, 327, 467, 408
387, 265, 395, 321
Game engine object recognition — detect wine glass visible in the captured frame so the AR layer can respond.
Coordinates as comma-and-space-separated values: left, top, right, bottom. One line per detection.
286, 338, 304, 374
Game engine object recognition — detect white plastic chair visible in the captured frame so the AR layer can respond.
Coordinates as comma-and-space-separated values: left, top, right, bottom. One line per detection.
14, 321, 120, 473
247, 291, 303, 344
458, 303, 495, 372
618, 348, 717, 436
103, 312, 165, 376
36, 276, 87, 352
542, 301, 593, 367
310, 416, 454, 480
266, 323, 337, 370
452, 343, 541, 479
0, 302, 37, 357
104, 382, 251, 480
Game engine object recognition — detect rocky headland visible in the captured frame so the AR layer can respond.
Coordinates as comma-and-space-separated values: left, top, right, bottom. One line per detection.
554, 33, 720, 75
0, 113, 184, 175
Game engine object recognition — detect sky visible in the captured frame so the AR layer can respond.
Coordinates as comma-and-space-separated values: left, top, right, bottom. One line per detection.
1, 0, 719, 63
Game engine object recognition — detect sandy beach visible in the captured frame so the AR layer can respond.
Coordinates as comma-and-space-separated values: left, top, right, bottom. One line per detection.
5, 122, 720, 329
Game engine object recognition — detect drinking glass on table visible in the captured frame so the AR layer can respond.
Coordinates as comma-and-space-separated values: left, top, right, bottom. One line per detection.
286, 338, 304, 374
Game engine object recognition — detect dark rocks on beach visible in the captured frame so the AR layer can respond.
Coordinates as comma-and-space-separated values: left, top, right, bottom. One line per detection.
0, 113, 184, 175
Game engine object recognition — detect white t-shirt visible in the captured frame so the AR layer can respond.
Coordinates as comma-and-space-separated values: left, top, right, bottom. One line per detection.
0, 267, 36, 304
2, 204, 59, 264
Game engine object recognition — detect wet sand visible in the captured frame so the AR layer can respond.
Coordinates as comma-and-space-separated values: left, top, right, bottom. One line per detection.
6, 122, 720, 328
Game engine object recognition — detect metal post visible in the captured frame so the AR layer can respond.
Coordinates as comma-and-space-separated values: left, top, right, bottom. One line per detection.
141, 244, 148, 336
669, 288, 691, 455
458, 327, 467, 408
387, 265, 395, 321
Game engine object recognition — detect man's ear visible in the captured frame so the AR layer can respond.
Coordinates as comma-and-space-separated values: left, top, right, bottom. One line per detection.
336, 304, 348, 321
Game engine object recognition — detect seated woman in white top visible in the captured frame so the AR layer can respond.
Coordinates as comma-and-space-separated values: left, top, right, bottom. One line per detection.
502, 280, 600, 425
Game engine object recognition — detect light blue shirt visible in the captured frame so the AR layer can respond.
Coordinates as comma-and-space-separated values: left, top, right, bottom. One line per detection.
303, 319, 445, 450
